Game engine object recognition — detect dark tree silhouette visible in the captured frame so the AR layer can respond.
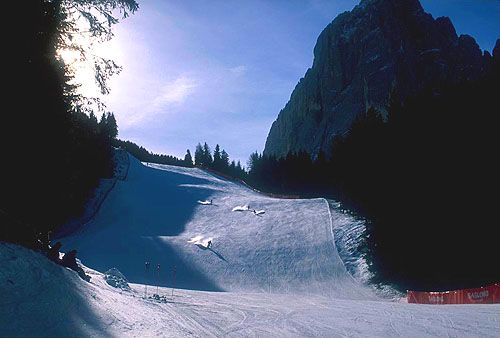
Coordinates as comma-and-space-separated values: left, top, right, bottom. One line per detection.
191, 142, 246, 180
213, 144, 222, 171
194, 143, 204, 167
221, 150, 230, 169
202, 142, 213, 168
1, 0, 138, 247
113, 140, 189, 167
184, 149, 193, 167
56, 0, 139, 98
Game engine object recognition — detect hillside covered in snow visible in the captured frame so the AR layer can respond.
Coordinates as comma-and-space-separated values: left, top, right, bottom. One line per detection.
1, 154, 499, 337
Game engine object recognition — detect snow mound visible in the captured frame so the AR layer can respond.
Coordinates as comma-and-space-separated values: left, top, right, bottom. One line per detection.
0, 242, 119, 337
104, 268, 130, 290
232, 204, 250, 211
197, 200, 212, 205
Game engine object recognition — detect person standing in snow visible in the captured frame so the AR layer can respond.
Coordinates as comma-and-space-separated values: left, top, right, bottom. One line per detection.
61, 249, 78, 270
207, 240, 212, 249
61, 249, 91, 282
47, 241, 62, 263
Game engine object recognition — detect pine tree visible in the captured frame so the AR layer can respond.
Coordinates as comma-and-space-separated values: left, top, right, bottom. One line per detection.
184, 149, 193, 167
106, 112, 118, 139
247, 152, 261, 173
194, 143, 203, 167
236, 160, 244, 175
221, 149, 230, 169
229, 160, 237, 176
213, 144, 222, 170
202, 142, 212, 168
89, 112, 98, 126
99, 113, 107, 134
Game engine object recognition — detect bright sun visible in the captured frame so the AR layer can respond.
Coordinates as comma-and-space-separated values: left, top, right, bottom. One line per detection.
57, 33, 122, 99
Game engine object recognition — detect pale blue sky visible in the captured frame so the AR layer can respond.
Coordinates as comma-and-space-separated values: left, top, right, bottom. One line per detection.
99, 0, 500, 165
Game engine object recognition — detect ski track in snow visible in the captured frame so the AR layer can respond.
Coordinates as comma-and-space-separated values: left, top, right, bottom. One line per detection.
1, 154, 500, 337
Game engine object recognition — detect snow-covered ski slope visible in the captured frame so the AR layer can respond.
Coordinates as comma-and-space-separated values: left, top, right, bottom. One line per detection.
60, 155, 374, 300
3, 243, 500, 337
3, 154, 499, 337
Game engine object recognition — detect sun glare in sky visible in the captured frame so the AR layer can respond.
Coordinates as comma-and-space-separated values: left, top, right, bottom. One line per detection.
57, 16, 124, 100
59, 0, 500, 164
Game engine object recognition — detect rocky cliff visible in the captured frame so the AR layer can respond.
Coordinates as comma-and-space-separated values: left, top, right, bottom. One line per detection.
264, 0, 493, 158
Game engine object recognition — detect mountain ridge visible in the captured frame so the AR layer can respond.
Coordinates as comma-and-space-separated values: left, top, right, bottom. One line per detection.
264, 0, 493, 158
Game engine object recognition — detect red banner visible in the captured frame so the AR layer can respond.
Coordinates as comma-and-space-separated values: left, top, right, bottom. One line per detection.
408, 283, 500, 304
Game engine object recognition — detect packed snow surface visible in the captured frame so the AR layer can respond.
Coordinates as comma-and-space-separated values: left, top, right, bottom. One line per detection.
58, 156, 372, 298
2, 154, 499, 337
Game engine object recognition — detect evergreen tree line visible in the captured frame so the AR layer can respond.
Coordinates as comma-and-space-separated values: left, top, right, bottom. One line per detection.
1, 1, 136, 247
113, 139, 190, 167
247, 51, 500, 292
113, 140, 246, 181
193, 142, 247, 180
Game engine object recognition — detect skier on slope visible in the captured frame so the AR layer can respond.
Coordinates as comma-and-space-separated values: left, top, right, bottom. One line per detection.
207, 240, 212, 249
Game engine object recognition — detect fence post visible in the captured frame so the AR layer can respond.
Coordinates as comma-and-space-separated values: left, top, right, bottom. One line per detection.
144, 261, 150, 298
171, 265, 177, 298
156, 263, 161, 296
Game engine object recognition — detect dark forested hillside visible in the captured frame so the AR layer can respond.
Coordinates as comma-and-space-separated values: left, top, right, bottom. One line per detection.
193, 142, 247, 181
248, 45, 500, 291
113, 139, 191, 167
1, 1, 137, 247
113, 140, 247, 181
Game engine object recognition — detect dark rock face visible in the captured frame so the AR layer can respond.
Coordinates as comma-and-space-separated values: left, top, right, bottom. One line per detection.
264, 0, 491, 158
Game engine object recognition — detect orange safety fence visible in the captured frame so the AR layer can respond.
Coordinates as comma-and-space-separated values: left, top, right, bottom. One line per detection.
408, 283, 500, 304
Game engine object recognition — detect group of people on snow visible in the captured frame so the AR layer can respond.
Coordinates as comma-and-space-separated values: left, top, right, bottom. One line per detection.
39, 235, 91, 282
